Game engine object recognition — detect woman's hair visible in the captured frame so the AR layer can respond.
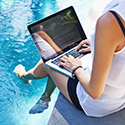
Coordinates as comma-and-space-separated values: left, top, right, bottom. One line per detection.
30, 24, 44, 34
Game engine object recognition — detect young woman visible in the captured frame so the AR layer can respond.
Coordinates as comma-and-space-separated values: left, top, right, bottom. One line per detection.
14, 0, 125, 116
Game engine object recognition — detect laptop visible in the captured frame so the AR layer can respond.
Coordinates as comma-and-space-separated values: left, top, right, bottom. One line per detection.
27, 6, 90, 78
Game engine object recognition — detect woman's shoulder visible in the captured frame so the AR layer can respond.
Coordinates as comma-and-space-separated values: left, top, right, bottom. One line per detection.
96, 12, 125, 46
97, 12, 116, 28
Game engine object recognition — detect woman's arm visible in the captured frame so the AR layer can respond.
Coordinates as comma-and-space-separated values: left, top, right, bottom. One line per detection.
76, 12, 125, 99
37, 31, 63, 54
60, 12, 124, 99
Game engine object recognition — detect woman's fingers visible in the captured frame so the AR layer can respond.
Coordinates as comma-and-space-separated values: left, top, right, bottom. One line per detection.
79, 46, 91, 53
59, 61, 65, 67
60, 56, 68, 62
58, 54, 82, 72
77, 41, 84, 51
59, 55, 74, 66
77, 39, 91, 51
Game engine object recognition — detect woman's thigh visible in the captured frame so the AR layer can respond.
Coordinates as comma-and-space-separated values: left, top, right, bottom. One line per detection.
42, 64, 73, 104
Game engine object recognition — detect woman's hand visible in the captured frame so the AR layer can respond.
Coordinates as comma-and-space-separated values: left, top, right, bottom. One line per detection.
77, 39, 91, 53
59, 55, 82, 72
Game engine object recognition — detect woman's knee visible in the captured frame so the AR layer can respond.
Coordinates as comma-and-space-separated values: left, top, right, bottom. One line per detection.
32, 60, 48, 78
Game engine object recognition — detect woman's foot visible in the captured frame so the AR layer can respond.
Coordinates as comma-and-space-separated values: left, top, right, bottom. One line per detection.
13, 64, 31, 84
29, 94, 50, 114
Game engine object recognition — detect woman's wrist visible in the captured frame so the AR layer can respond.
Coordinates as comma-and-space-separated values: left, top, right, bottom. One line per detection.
72, 66, 83, 77
72, 66, 83, 74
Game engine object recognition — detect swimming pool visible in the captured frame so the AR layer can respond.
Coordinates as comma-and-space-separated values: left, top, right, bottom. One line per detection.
0, 0, 92, 124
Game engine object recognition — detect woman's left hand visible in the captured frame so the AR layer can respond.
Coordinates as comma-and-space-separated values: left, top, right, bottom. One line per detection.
59, 55, 82, 72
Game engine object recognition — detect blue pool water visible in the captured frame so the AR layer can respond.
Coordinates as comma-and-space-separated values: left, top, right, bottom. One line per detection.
0, 0, 92, 124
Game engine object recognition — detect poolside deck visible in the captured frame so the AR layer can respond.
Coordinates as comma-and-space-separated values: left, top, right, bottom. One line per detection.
48, 93, 125, 125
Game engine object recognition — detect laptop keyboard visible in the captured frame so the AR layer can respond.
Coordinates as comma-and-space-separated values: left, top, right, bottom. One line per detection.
51, 48, 84, 66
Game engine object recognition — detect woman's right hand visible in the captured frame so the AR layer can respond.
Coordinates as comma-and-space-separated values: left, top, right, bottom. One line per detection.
77, 39, 91, 53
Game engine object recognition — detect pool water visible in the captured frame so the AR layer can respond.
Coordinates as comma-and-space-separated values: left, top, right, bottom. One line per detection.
0, 0, 92, 125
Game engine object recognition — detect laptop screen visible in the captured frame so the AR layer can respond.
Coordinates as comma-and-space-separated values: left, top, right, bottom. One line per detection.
28, 6, 87, 62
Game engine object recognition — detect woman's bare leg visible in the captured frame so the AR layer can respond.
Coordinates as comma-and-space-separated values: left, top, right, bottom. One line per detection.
25, 59, 72, 103
40, 62, 72, 104
14, 59, 72, 114
29, 76, 57, 114
14, 59, 48, 84
42, 76, 56, 98
32, 59, 72, 103
31, 60, 57, 98
14, 59, 56, 98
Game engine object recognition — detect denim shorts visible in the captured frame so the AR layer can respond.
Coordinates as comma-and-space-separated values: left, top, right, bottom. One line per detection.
67, 76, 83, 111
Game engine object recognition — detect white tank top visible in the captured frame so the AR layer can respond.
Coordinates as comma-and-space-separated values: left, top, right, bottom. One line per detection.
77, 0, 125, 117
